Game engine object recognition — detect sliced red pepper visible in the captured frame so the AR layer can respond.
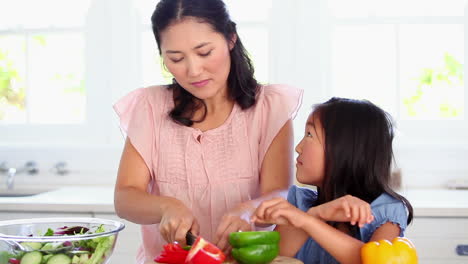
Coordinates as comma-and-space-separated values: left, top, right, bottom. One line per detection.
8, 258, 20, 264
154, 243, 189, 264
185, 237, 225, 264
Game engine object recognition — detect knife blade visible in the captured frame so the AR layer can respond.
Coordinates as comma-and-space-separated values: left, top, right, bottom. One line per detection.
186, 231, 198, 246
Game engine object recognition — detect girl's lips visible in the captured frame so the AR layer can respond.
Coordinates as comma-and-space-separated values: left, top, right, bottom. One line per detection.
296, 159, 302, 165
191, 79, 209, 88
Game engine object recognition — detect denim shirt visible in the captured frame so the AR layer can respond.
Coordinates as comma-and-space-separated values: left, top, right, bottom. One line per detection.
287, 185, 408, 264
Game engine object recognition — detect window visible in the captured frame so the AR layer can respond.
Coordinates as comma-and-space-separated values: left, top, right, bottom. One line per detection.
1, 1, 466, 187
325, 0, 467, 145
0, 0, 90, 125
136, 0, 272, 87
329, 0, 465, 120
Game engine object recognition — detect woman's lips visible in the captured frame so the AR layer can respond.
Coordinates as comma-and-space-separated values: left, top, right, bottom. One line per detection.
191, 79, 209, 88
296, 158, 302, 165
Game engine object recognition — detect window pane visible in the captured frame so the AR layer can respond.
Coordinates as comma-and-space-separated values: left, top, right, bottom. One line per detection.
141, 30, 171, 87
0, 35, 27, 123
329, 0, 467, 18
135, 0, 159, 25
331, 25, 397, 115
224, 0, 272, 22
399, 24, 464, 120
0, 0, 92, 29
139, 1, 272, 86
135, 0, 272, 25
28, 33, 85, 124
375, 0, 467, 17
237, 26, 269, 83
328, 0, 374, 18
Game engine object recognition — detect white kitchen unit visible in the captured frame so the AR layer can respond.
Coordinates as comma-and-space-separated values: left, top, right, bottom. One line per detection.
0, 187, 467, 263
403, 189, 468, 264
406, 217, 468, 264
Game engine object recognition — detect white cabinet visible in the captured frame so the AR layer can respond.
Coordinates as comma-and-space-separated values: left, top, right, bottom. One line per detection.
95, 213, 141, 264
405, 217, 468, 264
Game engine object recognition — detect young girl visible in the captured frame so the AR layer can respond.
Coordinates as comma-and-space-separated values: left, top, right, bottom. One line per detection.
251, 97, 413, 264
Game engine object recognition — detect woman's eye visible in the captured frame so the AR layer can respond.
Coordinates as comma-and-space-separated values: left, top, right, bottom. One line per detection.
199, 50, 212, 57
170, 57, 183, 63
306, 131, 313, 137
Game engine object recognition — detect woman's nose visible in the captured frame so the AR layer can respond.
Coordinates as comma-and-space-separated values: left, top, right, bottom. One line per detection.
186, 57, 202, 77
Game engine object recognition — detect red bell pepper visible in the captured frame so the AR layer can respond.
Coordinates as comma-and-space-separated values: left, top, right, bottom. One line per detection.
154, 243, 189, 264
185, 237, 225, 264
8, 259, 20, 264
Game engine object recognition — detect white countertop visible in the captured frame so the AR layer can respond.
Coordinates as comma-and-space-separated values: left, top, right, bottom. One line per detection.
401, 188, 468, 217
0, 186, 467, 217
0, 186, 115, 213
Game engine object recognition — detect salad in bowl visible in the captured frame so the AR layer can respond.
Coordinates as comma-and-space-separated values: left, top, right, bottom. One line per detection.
0, 217, 125, 264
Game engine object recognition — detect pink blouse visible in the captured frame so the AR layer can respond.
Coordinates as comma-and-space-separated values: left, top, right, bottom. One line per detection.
114, 84, 302, 263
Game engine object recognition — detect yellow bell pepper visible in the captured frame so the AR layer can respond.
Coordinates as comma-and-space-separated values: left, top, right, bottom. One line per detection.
361, 237, 418, 264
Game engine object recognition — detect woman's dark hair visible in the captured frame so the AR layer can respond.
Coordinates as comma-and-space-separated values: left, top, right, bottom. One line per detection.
151, 0, 259, 126
312, 98, 413, 234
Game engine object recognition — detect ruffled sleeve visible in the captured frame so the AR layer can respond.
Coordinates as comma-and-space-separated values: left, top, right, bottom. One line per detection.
287, 185, 318, 212
360, 193, 408, 242
113, 87, 156, 177
256, 84, 303, 165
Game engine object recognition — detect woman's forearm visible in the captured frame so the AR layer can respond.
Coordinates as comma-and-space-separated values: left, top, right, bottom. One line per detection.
114, 186, 182, 225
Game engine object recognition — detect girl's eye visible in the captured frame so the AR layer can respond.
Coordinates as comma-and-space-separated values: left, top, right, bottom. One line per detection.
306, 131, 313, 137
199, 50, 212, 57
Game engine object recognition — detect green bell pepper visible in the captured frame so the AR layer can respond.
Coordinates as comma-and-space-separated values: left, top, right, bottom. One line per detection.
229, 231, 280, 264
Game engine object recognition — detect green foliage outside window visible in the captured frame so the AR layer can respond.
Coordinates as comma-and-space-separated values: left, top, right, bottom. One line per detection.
403, 53, 464, 118
0, 49, 25, 120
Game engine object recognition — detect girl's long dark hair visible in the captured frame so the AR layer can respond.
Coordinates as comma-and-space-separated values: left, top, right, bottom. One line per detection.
313, 98, 413, 234
151, 0, 259, 126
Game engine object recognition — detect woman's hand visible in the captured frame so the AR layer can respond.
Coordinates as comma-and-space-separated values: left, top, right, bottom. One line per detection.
251, 198, 310, 229
308, 195, 374, 227
214, 205, 254, 253
159, 199, 199, 246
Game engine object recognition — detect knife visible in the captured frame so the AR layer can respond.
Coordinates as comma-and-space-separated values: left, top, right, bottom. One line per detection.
186, 230, 198, 246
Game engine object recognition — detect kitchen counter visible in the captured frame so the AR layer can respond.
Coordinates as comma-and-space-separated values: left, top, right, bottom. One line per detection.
0, 186, 467, 216
0, 186, 114, 213
400, 188, 468, 217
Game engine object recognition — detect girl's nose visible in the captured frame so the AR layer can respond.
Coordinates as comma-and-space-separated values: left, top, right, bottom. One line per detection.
295, 139, 303, 154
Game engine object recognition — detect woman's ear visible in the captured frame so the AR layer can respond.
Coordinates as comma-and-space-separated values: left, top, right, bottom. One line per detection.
229, 33, 237, 50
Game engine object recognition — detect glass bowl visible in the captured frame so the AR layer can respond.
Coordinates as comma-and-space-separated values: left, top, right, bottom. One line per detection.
0, 217, 125, 264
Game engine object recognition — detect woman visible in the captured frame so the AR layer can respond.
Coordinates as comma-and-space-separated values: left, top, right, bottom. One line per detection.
113, 0, 302, 263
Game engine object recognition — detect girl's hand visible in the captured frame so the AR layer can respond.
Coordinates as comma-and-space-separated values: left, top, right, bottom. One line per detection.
308, 195, 374, 227
159, 199, 199, 246
214, 207, 254, 253
251, 198, 310, 228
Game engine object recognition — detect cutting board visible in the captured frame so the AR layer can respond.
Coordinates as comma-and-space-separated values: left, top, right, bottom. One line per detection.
152, 256, 303, 264
224, 256, 303, 263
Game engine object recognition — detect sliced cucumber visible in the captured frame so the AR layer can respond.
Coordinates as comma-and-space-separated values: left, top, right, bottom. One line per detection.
20, 251, 42, 264
78, 254, 89, 264
20, 242, 43, 250
71, 255, 80, 264
42, 255, 53, 264
40, 243, 60, 251
46, 254, 71, 264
